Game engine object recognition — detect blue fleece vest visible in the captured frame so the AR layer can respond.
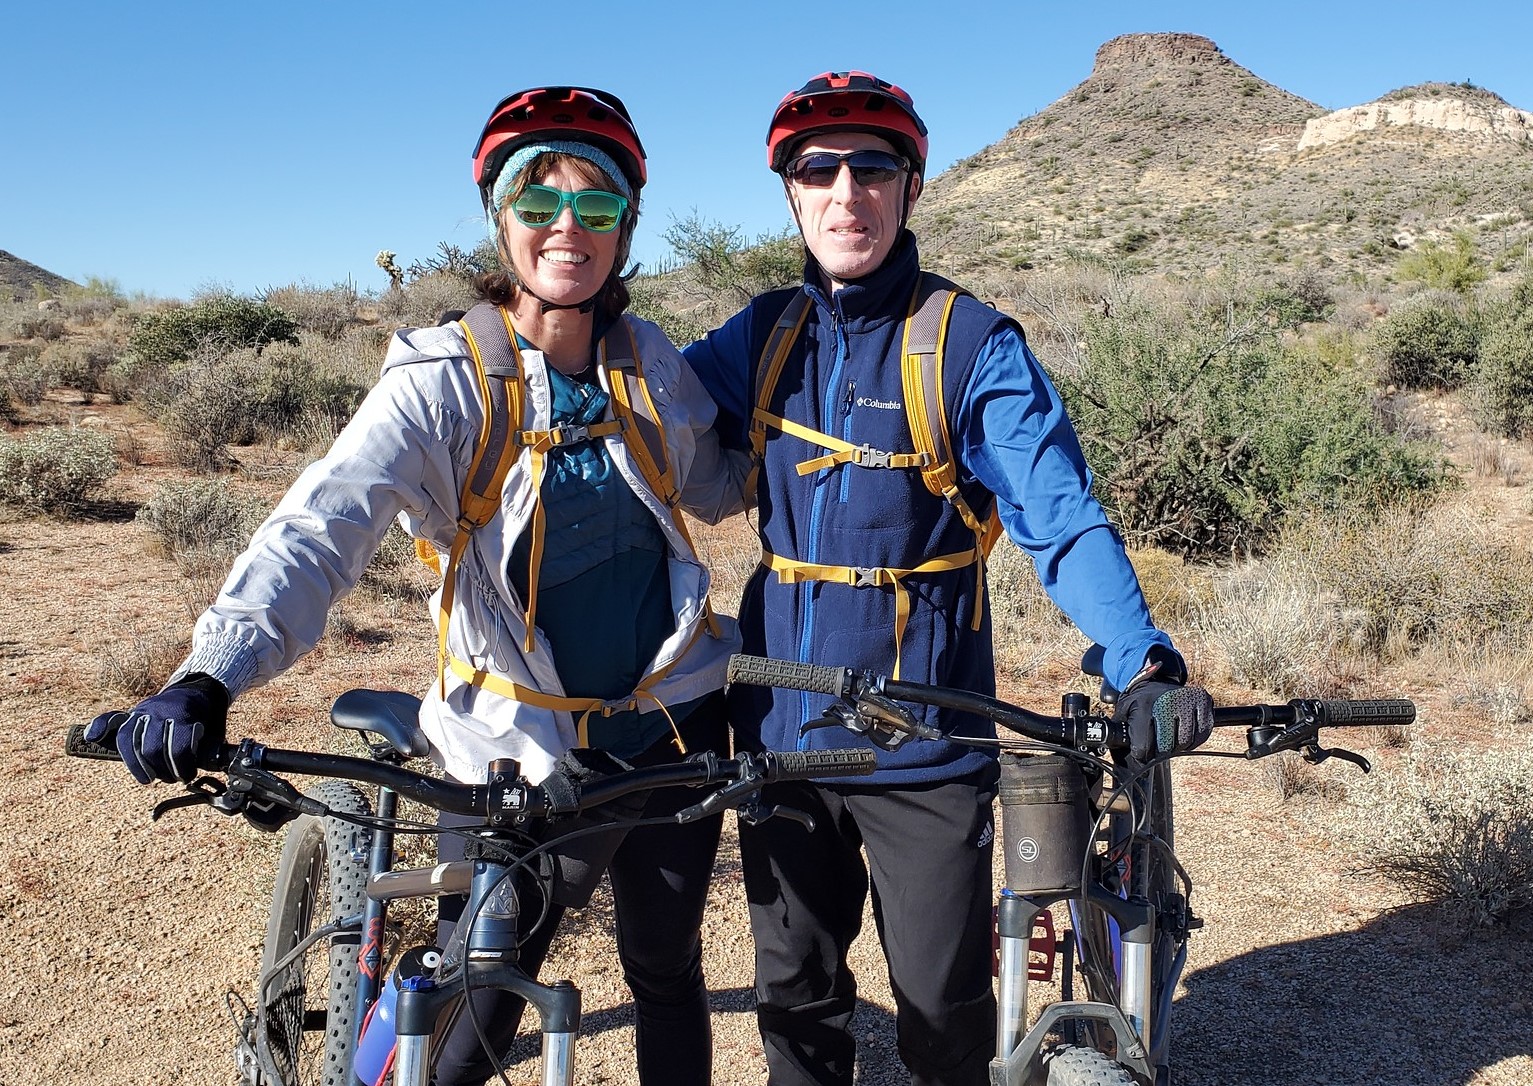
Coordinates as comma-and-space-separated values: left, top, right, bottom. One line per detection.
732, 236, 1014, 784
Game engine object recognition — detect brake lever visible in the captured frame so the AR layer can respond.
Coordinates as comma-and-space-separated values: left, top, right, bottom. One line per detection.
151, 776, 227, 820
1302, 743, 1371, 774
738, 797, 815, 833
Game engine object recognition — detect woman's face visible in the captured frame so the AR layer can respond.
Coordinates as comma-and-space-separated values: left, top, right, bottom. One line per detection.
498, 159, 623, 309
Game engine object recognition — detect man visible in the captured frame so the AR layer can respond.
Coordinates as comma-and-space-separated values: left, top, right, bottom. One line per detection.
683, 72, 1212, 1086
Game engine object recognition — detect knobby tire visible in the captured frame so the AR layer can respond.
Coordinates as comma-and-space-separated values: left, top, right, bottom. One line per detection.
1043, 1043, 1139, 1085
258, 780, 373, 1086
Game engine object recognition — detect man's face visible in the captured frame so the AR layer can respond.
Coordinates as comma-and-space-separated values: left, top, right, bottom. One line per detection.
783, 133, 921, 292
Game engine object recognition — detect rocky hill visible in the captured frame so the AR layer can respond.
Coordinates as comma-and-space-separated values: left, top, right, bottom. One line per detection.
0, 249, 74, 301
913, 33, 1533, 283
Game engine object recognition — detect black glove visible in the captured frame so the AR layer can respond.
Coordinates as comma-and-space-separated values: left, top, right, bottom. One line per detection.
1114, 648, 1214, 760
84, 673, 230, 784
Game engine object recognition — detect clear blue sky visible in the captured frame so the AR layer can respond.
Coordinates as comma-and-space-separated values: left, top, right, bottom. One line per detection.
5, 1, 1529, 300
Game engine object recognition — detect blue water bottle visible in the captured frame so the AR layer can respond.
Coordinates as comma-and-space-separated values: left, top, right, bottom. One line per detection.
355, 946, 440, 1086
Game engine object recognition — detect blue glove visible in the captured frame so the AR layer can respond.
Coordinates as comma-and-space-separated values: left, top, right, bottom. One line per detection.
84, 673, 230, 784
1113, 648, 1214, 760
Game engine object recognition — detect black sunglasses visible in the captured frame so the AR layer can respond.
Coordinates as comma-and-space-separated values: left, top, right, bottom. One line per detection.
785, 150, 908, 188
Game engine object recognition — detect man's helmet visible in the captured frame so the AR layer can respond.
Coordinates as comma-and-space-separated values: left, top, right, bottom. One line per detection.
472, 86, 647, 210
766, 71, 929, 178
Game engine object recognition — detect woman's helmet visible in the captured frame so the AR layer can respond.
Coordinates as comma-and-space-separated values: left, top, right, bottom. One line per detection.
472, 86, 647, 210
766, 71, 929, 178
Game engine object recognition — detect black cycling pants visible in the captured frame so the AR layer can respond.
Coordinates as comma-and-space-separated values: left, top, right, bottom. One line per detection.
739, 763, 1000, 1086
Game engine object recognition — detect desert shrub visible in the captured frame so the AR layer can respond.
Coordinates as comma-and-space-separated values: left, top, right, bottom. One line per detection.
96, 632, 191, 701
1370, 290, 1480, 389
627, 278, 711, 347
128, 294, 300, 369
1054, 294, 1447, 557
1467, 276, 1533, 438
1393, 231, 1487, 293
7, 309, 66, 341
658, 215, 802, 330
39, 337, 118, 402
1350, 738, 1533, 929
151, 342, 367, 471
1192, 559, 1350, 695
0, 343, 51, 405
59, 278, 127, 325
373, 272, 479, 329
1276, 502, 1533, 658
1250, 269, 1334, 329
136, 477, 269, 563
261, 281, 361, 340
0, 426, 117, 515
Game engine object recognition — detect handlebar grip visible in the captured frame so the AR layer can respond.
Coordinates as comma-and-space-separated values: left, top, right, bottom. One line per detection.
65, 724, 124, 761
764, 748, 878, 780
1320, 699, 1417, 728
727, 654, 851, 697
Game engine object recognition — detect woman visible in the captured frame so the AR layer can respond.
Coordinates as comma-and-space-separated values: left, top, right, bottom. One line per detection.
87, 86, 746, 1086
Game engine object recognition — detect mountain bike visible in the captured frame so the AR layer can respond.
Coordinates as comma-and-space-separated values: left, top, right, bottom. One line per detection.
723, 652, 1416, 1086
66, 688, 876, 1086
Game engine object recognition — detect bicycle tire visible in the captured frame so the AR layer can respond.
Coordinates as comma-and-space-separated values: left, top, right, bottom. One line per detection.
1043, 1043, 1138, 1086
257, 779, 373, 1086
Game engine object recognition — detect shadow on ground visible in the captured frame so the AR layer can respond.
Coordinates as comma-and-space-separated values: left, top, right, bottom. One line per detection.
1173, 902, 1533, 1085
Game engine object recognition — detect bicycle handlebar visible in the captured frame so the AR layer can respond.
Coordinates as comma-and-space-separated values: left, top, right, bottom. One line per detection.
64, 723, 878, 825
725, 653, 1416, 764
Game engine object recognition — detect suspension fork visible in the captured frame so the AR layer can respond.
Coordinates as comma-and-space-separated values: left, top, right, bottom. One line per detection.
391, 857, 583, 1086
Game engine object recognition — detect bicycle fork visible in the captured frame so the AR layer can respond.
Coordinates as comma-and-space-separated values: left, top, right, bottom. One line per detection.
390, 858, 582, 1086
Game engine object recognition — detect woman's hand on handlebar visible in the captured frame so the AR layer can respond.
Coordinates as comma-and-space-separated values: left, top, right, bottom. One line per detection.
83, 673, 230, 784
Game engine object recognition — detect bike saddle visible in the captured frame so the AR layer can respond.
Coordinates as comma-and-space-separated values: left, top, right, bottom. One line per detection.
330, 689, 431, 758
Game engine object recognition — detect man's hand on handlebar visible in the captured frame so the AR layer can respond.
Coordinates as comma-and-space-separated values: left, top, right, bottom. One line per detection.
1115, 647, 1215, 760
84, 673, 230, 785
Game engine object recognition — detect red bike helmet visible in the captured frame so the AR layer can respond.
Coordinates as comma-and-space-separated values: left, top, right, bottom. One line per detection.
472, 86, 647, 210
766, 71, 929, 177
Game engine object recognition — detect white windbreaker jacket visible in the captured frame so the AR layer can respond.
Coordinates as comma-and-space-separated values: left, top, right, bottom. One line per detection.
175, 315, 748, 784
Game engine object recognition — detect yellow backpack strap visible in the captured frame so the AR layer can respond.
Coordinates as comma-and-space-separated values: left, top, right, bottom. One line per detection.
435, 303, 525, 695
750, 291, 813, 472
899, 275, 1002, 632
604, 318, 722, 639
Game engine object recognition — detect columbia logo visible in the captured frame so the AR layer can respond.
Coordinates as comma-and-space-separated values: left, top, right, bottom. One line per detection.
855, 396, 902, 410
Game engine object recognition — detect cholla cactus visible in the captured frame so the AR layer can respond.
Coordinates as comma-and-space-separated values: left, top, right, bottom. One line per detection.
375, 249, 404, 290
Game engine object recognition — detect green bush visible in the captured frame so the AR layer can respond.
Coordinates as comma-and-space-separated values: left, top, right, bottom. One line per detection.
136, 477, 269, 562
0, 426, 118, 515
1394, 231, 1487, 293
1468, 275, 1533, 438
39, 337, 117, 403
1054, 295, 1447, 556
1371, 290, 1480, 389
128, 294, 300, 369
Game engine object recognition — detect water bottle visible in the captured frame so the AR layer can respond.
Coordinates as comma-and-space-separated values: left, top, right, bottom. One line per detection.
354, 946, 440, 1086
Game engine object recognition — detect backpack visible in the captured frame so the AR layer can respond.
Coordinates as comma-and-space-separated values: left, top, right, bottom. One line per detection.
749, 273, 1002, 678
422, 303, 714, 745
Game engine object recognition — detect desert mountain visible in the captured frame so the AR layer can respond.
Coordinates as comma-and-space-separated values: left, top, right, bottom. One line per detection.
0, 249, 75, 301
913, 33, 1533, 283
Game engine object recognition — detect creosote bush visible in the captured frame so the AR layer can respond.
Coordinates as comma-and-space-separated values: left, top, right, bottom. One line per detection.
128, 293, 300, 370
0, 426, 118, 516
1349, 738, 1533, 929
1053, 289, 1447, 557
135, 478, 269, 564
1370, 290, 1479, 389
1467, 275, 1533, 438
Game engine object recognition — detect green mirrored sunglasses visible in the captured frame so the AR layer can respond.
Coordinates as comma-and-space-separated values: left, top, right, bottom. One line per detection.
510, 185, 629, 233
